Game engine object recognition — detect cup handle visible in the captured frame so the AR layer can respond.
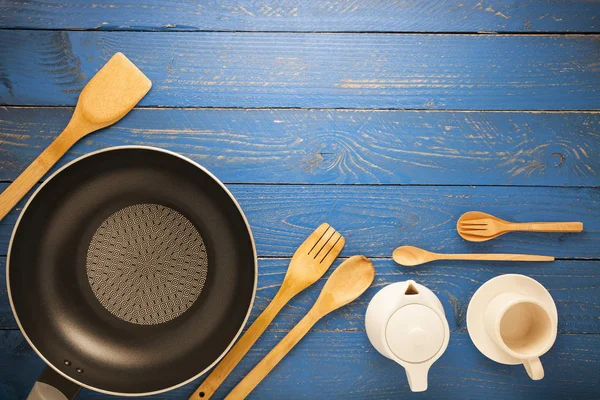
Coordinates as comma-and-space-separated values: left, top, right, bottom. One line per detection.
523, 357, 544, 380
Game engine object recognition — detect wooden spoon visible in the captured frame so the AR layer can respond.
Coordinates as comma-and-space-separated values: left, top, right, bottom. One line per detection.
224, 255, 375, 400
0, 53, 152, 222
190, 223, 345, 400
457, 211, 583, 242
393, 246, 554, 267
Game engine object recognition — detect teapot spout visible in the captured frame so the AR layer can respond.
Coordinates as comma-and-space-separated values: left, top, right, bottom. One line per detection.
405, 363, 430, 392
404, 280, 420, 295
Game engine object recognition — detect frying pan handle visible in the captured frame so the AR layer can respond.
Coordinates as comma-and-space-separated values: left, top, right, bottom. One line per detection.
27, 366, 81, 400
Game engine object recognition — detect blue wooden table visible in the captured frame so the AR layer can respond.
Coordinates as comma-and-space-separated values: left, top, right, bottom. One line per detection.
1, 1, 599, 399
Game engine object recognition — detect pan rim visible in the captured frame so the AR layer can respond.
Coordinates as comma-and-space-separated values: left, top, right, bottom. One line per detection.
6, 145, 258, 397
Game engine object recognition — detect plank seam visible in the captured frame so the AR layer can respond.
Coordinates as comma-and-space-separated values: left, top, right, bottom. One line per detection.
1, 28, 599, 35
3, 256, 600, 261
0, 181, 599, 189
0, 328, 598, 334
224, 183, 600, 189
3, 105, 600, 113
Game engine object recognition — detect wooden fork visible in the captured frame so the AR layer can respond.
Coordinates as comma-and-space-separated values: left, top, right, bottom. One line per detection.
457, 211, 583, 242
189, 223, 345, 400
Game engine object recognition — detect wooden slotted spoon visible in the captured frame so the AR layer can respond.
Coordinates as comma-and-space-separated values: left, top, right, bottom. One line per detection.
457, 211, 583, 242
224, 255, 375, 400
0, 53, 152, 222
189, 223, 345, 400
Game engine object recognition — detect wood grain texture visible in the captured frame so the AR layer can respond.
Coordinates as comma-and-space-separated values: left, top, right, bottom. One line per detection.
0, 330, 598, 399
1, 1, 599, 33
1, 184, 598, 258
1, 31, 600, 109
1, 257, 598, 334
1, 108, 599, 187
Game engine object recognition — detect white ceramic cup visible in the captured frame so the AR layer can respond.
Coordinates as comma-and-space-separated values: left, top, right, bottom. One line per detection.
483, 292, 557, 380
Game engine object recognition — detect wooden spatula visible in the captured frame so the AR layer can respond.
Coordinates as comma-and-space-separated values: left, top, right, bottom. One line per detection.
190, 223, 345, 400
0, 52, 151, 221
224, 255, 375, 400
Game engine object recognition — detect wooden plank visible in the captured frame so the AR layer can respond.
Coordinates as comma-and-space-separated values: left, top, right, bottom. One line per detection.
1, 257, 597, 334
1, 31, 599, 110
0, 330, 597, 399
1, 184, 598, 258
228, 185, 600, 259
1, 1, 599, 33
1, 107, 599, 187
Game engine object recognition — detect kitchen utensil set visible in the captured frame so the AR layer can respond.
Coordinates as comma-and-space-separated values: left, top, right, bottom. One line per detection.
382, 211, 576, 389
366, 275, 558, 391
384, 211, 575, 389
0, 52, 584, 398
394, 211, 582, 267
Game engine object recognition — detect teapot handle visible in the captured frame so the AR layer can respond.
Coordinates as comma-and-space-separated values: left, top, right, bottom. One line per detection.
404, 363, 430, 392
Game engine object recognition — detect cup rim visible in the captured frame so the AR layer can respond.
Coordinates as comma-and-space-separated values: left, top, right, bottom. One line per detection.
492, 297, 557, 359
467, 274, 558, 366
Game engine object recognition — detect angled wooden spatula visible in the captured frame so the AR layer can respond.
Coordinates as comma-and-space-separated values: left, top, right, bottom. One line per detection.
0, 52, 151, 221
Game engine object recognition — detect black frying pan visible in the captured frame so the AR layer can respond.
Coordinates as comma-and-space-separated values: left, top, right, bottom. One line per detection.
7, 147, 257, 398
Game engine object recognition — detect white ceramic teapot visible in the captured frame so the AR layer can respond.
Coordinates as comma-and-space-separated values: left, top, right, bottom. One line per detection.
365, 280, 450, 392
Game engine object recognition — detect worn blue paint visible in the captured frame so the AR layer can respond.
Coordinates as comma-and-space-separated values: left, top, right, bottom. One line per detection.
0, 331, 598, 399
1, 31, 600, 109
0, 183, 598, 258
1, 257, 598, 333
0, 2, 599, 399
1, 108, 598, 187
1, 0, 599, 33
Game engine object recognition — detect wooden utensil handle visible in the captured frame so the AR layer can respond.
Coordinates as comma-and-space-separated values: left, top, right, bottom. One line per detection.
225, 313, 318, 400
443, 253, 554, 262
0, 133, 78, 222
510, 222, 583, 233
190, 288, 294, 400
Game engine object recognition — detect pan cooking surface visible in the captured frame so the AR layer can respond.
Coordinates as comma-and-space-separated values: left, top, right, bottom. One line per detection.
86, 203, 208, 325
9, 147, 256, 393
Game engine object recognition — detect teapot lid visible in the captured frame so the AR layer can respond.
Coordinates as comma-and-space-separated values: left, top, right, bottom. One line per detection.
385, 304, 446, 363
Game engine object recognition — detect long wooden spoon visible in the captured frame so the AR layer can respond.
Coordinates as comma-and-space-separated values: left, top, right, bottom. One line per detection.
393, 246, 554, 267
189, 223, 345, 400
0, 53, 151, 222
224, 255, 375, 400
457, 211, 583, 242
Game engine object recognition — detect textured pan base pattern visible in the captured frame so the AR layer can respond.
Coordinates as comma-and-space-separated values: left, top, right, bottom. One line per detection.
86, 204, 208, 325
